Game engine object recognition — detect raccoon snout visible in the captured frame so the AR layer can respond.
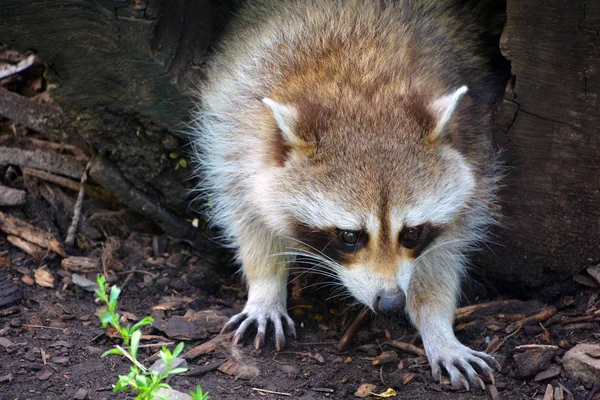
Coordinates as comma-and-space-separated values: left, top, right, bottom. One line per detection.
374, 289, 406, 315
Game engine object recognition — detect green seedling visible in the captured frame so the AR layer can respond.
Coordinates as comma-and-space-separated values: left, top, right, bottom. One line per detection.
95, 275, 209, 400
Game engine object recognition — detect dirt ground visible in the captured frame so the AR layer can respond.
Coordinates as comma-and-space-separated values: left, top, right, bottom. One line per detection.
1, 227, 599, 400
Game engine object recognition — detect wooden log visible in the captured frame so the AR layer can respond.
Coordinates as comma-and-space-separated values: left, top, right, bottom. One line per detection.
487, 0, 600, 286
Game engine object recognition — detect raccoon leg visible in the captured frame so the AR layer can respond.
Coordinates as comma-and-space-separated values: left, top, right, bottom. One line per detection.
406, 259, 499, 390
221, 232, 296, 351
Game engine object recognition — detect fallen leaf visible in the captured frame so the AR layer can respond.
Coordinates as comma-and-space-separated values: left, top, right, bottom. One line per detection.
371, 388, 397, 398
34, 268, 54, 288
354, 383, 376, 398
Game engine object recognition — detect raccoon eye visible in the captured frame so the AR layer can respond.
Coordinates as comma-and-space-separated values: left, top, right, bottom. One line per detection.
339, 230, 364, 247
400, 225, 428, 249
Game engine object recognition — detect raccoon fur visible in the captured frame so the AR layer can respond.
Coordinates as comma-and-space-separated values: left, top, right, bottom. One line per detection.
191, 0, 504, 389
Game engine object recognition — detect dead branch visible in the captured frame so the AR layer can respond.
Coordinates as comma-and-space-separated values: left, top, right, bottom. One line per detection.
22, 167, 118, 204
0, 185, 25, 206
505, 306, 557, 334
0, 211, 66, 257
386, 340, 426, 357
89, 155, 200, 243
337, 309, 371, 352
455, 299, 538, 323
65, 162, 90, 246
0, 146, 84, 179
0, 86, 84, 146
6, 235, 44, 260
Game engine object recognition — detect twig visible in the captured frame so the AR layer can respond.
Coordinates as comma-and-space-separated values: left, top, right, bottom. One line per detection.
252, 388, 292, 396
23, 167, 118, 204
116, 269, 159, 278
0, 54, 37, 80
22, 324, 66, 331
65, 162, 91, 246
505, 306, 557, 334
116, 345, 147, 372
337, 309, 370, 352
385, 340, 426, 357
0, 146, 84, 179
120, 266, 137, 290
514, 344, 559, 351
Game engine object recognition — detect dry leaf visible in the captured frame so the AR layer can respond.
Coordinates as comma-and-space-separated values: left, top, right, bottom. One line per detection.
34, 268, 54, 288
354, 383, 376, 398
372, 388, 397, 398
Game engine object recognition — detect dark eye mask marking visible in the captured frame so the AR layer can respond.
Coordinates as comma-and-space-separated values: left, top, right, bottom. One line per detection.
291, 223, 368, 264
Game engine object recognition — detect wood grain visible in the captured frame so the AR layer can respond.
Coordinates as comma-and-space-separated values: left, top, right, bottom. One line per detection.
487, 0, 600, 286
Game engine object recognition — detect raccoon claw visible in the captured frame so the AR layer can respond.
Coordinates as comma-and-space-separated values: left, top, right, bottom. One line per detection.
222, 309, 296, 351
428, 342, 498, 390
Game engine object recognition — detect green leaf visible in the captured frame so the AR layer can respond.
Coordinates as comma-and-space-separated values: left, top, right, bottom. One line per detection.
178, 158, 187, 168
172, 342, 185, 359
98, 310, 113, 325
109, 286, 121, 309
101, 348, 124, 358
168, 367, 188, 376
135, 374, 149, 388
130, 329, 141, 360
131, 316, 154, 332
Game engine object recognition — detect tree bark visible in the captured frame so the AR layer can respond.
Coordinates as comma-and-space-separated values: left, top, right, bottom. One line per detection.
1, 0, 598, 286
0, 0, 223, 258
487, 0, 600, 286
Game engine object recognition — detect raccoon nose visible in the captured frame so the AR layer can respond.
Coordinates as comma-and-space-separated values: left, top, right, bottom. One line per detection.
375, 289, 406, 315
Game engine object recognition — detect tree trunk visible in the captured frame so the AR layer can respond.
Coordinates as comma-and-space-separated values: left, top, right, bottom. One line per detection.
1, 0, 598, 287
0, 0, 224, 262
487, 0, 600, 287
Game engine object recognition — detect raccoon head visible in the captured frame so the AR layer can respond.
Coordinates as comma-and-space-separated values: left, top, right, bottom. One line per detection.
256, 86, 476, 313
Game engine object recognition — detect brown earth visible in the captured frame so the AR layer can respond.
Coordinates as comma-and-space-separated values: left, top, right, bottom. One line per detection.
0, 227, 599, 400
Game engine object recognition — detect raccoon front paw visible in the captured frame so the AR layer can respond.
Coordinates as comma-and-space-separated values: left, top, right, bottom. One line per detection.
426, 341, 500, 390
221, 305, 296, 351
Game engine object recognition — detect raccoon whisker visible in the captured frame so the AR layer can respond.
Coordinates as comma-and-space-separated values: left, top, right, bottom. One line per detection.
302, 281, 344, 292
417, 238, 473, 260
340, 301, 365, 316
287, 267, 340, 282
282, 236, 342, 267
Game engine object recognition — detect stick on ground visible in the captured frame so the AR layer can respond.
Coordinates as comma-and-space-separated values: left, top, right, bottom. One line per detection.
65, 162, 90, 247
0, 211, 66, 257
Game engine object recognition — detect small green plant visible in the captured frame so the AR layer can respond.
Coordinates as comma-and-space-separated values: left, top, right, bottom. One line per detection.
95, 275, 209, 400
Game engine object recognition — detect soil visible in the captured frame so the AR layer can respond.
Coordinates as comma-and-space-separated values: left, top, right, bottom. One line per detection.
0, 228, 599, 400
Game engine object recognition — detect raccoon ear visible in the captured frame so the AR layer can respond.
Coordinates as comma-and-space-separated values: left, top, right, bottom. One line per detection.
262, 98, 302, 146
428, 86, 468, 138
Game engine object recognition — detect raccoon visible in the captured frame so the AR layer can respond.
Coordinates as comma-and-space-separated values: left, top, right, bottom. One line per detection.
191, 0, 504, 389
